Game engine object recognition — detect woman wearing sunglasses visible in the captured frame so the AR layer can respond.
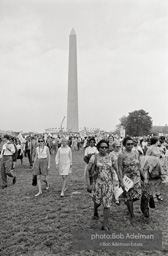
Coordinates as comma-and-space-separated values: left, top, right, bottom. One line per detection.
86, 139, 117, 231
33, 138, 50, 196
118, 136, 145, 224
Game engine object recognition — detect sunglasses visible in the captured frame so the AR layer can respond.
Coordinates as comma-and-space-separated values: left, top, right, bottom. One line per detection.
39, 140, 44, 142
116, 146, 120, 148
126, 143, 133, 146
100, 146, 108, 149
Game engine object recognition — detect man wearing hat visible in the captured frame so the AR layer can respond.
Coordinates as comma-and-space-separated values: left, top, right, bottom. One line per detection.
0, 134, 16, 189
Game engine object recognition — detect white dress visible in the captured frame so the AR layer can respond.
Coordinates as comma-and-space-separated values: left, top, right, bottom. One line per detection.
55, 146, 72, 175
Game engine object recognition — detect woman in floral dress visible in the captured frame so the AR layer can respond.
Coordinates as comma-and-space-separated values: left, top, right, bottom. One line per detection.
86, 139, 117, 231
118, 136, 146, 223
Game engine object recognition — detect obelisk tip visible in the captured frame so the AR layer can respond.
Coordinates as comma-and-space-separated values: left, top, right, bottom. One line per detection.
70, 28, 76, 36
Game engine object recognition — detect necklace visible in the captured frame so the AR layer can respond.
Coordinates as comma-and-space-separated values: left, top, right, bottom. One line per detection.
39, 146, 44, 154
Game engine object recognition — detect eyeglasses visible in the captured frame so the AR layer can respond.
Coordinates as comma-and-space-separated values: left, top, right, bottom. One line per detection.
39, 140, 44, 142
126, 143, 133, 146
116, 146, 120, 148
100, 146, 108, 149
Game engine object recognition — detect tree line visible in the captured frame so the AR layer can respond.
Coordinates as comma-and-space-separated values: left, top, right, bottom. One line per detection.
115, 109, 158, 136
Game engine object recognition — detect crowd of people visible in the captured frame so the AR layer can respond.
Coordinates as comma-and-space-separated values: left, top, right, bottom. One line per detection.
0, 132, 168, 230
0, 134, 80, 196
84, 134, 168, 230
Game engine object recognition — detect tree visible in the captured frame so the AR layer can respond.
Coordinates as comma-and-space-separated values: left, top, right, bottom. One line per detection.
125, 109, 152, 136
114, 115, 128, 135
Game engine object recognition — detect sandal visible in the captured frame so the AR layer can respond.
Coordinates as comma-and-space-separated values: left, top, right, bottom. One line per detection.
153, 196, 158, 203
115, 200, 120, 206
156, 194, 163, 201
60, 192, 64, 197
35, 192, 42, 197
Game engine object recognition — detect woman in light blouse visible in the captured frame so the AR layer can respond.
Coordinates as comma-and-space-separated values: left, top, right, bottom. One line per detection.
33, 138, 50, 197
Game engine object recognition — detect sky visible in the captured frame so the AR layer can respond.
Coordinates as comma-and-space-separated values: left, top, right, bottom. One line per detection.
0, 0, 168, 132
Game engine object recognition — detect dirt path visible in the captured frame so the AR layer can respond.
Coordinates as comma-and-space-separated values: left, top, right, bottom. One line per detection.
0, 151, 168, 256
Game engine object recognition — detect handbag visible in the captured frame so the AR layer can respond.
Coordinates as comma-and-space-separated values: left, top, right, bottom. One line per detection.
149, 164, 161, 180
89, 155, 98, 178
84, 155, 90, 164
32, 175, 37, 186
140, 191, 149, 218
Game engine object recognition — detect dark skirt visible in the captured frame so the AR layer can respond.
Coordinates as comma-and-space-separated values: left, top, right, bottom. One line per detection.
17, 149, 23, 160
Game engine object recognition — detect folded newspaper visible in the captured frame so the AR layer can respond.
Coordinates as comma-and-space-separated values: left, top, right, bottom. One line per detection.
122, 175, 134, 192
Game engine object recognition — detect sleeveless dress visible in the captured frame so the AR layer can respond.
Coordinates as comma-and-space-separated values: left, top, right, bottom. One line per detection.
55, 146, 72, 175
90, 154, 114, 208
122, 150, 141, 200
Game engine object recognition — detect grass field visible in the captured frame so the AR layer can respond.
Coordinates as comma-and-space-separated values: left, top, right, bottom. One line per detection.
0, 150, 168, 256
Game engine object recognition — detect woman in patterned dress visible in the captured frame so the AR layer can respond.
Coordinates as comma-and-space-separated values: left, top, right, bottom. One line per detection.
86, 140, 117, 231
118, 136, 146, 223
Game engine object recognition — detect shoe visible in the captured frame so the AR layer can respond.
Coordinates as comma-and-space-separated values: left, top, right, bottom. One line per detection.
102, 226, 109, 231
153, 196, 158, 203
43, 180, 49, 190
13, 177, 16, 184
35, 192, 42, 197
46, 185, 49, 190
130, 217, 136, 226
2, 185, 7, 189
156, 194, 163, 201
115, 200, 120, 206
60, 192, 64, 197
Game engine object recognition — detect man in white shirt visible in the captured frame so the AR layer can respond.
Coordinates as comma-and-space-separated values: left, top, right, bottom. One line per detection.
0, 134, 16, 189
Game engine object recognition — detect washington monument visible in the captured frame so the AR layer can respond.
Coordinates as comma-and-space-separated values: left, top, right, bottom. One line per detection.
67, 28, 79, 132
